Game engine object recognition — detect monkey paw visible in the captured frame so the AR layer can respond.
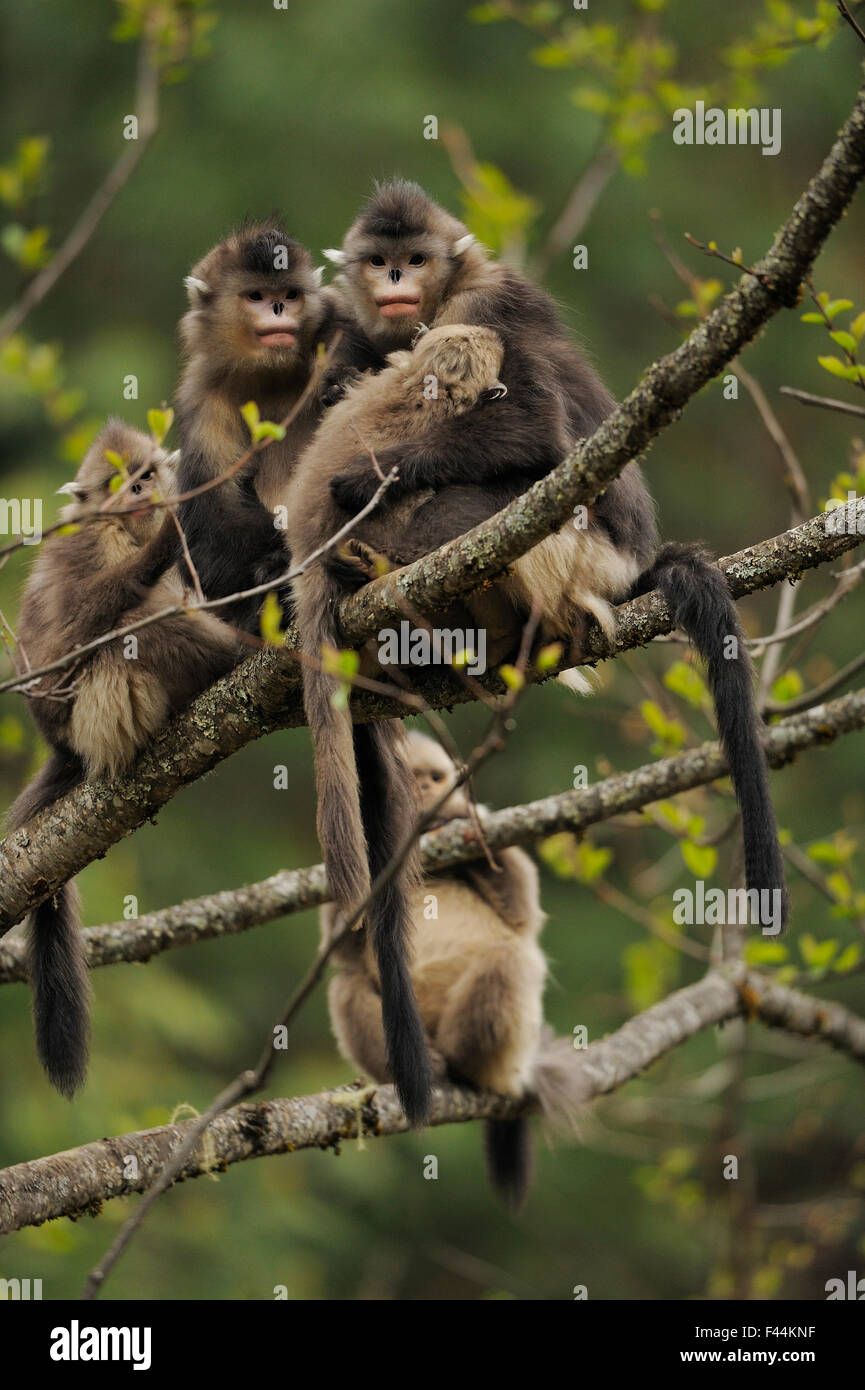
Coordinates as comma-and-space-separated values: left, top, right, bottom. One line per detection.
320, 367, 361, 408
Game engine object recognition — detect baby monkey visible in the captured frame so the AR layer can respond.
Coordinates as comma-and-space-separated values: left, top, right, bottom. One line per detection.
7, 421, 250, 1098
321, 732, 583, 1208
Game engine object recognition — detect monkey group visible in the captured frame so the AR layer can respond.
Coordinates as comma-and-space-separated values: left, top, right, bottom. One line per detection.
6, 183, 788, 1182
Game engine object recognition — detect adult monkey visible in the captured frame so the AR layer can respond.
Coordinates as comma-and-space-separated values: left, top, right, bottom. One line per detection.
176, 225, 332, 632
296, 182, 786, 1124
321, 179, 787, 935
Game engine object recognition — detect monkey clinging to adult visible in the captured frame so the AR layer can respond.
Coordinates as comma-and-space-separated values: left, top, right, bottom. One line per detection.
176, 225, 332, 631
7, 421, 251, 1097
316, 179, 788, 931
321, 732, 584, 1208
283, 323, 510, 1127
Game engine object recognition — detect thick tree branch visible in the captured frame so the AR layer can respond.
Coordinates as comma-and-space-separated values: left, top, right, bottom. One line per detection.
1, 501, 863, 936
2, 966, 862, 1235
2, 684, 864, 981
2, 74, 864, 933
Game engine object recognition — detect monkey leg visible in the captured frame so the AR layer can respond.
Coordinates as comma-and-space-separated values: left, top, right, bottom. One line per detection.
435, 945, 545, 1097
328, 970, 446, 1085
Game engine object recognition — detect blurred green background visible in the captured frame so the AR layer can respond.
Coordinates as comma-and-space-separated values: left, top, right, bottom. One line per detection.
1, 0, 864, 1301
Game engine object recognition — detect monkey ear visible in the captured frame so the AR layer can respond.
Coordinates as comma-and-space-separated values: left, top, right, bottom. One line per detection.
56, 481, 88, 501
452, 233, 475, 256
164, 449, 181, 469
322, 248, 347, 266
312, 265, 325, 287
183, 274, 212, 304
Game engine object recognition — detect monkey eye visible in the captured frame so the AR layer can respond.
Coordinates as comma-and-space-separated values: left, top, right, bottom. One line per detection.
284, 289, 300, 301
246, 290, 264, 302
431, 770, 444, 781
408, 253, 426, 267
139, 469, 153, 482
369, 255, 386, 268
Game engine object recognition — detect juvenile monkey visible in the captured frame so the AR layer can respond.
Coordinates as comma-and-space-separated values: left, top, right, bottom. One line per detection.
283, 323, 509, 1127
176, 225, 332, 631
322, 732, 582, 1208
315, 179, 787, 927
7, 421, 250, 1097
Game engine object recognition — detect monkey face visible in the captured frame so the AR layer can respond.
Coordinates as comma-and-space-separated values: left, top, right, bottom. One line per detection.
406, 732, 469, 819
181, 228, 325, 374
329, 182, 480, 348
60, 424, 176, 540
352, 246, 449, 340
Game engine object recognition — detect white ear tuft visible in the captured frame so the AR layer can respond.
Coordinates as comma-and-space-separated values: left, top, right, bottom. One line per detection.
56, 481, 87, 500
183, 275, 211, 302
313, 265, 325, 287
453, 233, 475, 256
165, 449, 181, 468
322, 247, 347, 266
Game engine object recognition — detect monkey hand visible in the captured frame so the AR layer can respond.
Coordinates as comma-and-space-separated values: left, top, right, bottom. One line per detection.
320, 365, 362, 408
330, 467, 388, 512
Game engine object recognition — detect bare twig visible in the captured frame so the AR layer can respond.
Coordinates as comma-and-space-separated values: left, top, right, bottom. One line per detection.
0, 37, 160, 343
779, 385, 865, 418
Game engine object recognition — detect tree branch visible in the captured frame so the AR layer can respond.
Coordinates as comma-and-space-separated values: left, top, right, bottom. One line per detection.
2, 683, 864, 981
2, 966, 862, 1235
2, 74, 864, 932
2, 500, 863, 936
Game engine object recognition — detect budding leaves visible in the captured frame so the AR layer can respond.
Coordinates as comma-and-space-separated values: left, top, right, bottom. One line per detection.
147, 406, 174, 446
241, 400, 286, 444
259, 592, 283, 647
321, 643, 359, 710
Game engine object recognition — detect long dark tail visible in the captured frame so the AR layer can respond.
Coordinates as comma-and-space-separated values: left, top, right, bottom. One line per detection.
483, 1118, 534, 1210
296, 562, 432, 1125
484, 1026, 589, 1208
6, 751, 91, 1096
632, 542, 788, 932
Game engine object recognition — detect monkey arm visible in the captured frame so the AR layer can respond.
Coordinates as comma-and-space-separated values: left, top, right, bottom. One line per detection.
329, 400, 566, 511
320, 325, 384, 407
177, 452, 288, 620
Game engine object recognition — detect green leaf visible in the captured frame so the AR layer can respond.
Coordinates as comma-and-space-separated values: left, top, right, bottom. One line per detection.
259, 592, 283, 646
818, 354, 852, 378
799, 934, 838, 969
800, 312, 825, 324
824, 299, 854, 320
241, 400, 260, 434
770, 670, 803, 703
834, 944, 861, 973
499, 664, 524, 692
807, 840, 843, 866
240, 399, 284, 444
0, 714, 25, 750
851, 311, 865, 344
830, 330, 857, 354
663, 660, 708, 708
536, 642, 563, 673
103, 448, 127, 473
680, 841, 717, 878
468, 3, 506, 21
147, 406, 174, 446
743, 939, 788, 964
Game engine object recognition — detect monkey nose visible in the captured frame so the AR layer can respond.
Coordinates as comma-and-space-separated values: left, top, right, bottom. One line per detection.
273, 301, 284, 315
389, 268, 401, 283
